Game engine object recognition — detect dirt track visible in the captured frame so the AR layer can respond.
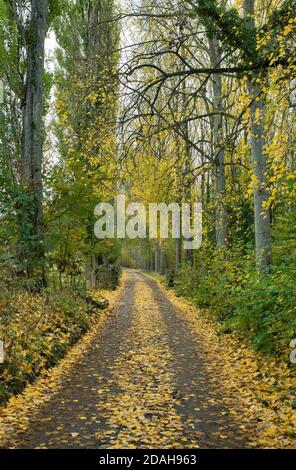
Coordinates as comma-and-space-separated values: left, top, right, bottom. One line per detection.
2, 270, 248, 449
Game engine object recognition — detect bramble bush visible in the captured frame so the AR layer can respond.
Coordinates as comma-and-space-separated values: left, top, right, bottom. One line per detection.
174, 254, 296, 358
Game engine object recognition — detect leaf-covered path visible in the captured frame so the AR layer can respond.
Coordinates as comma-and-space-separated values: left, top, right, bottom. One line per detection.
1, 270, 250, 449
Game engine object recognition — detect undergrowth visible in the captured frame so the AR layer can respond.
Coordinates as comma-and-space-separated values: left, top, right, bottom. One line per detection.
174, 254, 296, 359
0, 275, 107, 404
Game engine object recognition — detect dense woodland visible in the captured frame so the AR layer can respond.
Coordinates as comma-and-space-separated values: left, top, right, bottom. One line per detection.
0, 0, 295, 406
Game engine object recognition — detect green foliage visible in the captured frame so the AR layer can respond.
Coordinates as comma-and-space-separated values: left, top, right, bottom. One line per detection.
48, 0, 65, 24
95, 264, 121, 290
192, 0, 257, 62
175, 254, 296, 358
233, 269, 296, 354
194, 0, 296, 68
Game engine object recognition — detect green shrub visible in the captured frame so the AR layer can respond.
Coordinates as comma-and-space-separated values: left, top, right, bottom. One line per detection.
95, 264, 121, 290
175, 257, 296, 358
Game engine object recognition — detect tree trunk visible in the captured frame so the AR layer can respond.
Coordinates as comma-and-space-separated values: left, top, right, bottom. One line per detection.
243, 0, 272, 273
208, 34, 227, 250
159, 247, 166, 275
247, 80, 272, 271
154, 244, 159, 272
20, 0, 48, 284
181, 72, 194, 265
87, 0, 100, 63
183, 150, 194, 266
175, 237, 182, 271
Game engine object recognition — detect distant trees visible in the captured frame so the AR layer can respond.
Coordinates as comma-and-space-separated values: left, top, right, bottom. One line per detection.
119, 0, 296, 274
